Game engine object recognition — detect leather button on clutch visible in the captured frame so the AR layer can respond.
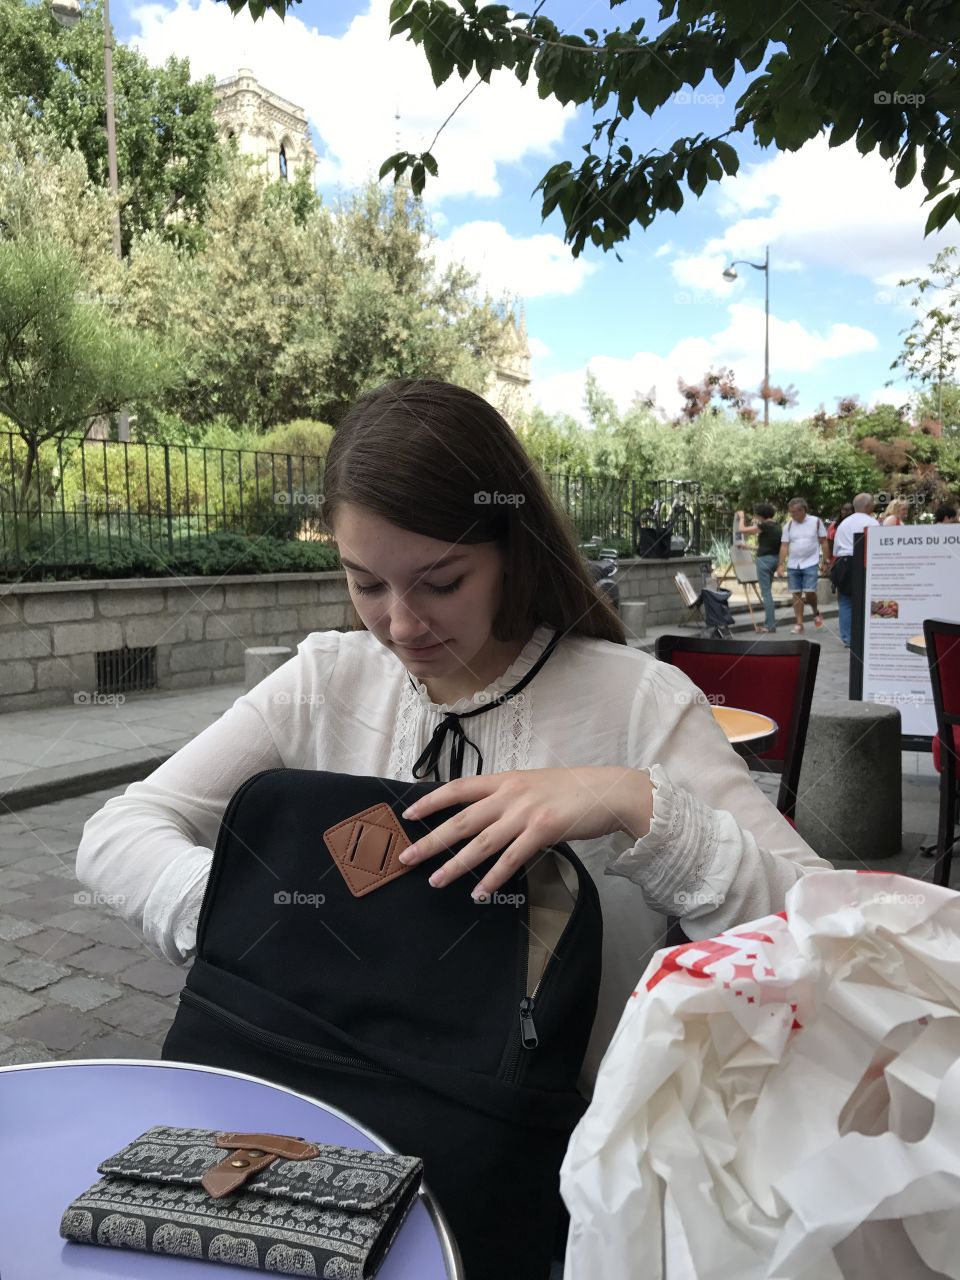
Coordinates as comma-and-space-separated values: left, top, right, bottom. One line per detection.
230, 1158, 249, 1167
246, 1149, 265, 1157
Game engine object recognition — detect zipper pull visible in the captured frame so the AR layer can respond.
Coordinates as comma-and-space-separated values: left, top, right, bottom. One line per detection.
519, 996, 538, 1049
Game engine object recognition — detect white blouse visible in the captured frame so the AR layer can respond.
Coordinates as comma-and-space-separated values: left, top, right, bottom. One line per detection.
75, 623, 832, 1093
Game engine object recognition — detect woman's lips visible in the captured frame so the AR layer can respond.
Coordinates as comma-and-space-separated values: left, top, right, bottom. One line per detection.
398, 641, 446, 656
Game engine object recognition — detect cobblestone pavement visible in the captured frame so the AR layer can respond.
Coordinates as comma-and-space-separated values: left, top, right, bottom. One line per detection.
0, 787, 183, 1066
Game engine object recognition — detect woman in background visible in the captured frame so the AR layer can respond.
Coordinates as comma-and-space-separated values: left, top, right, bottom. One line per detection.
736, 503, 782, 632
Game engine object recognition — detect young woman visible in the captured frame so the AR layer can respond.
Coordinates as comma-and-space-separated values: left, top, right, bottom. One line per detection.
75, 379, 830, 1255
777, 497, 829, 633
879, 498, 909, 526
736, 501, 781, 632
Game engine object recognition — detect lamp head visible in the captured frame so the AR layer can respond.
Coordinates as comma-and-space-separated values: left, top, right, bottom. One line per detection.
722, 265, 738, 282
51, 0, 82, 27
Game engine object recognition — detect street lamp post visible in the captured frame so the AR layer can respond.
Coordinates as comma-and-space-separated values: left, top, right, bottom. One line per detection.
51, 0, 129, 443
722, 246, 770, 426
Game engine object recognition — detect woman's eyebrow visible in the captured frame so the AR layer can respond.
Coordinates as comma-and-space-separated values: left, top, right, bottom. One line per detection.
339, 553, 469, 575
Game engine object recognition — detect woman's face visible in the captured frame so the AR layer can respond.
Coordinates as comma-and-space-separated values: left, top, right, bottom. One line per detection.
332, 502, 508, 675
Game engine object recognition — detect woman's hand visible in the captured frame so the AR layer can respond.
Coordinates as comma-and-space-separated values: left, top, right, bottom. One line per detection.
397, 767, 654, 900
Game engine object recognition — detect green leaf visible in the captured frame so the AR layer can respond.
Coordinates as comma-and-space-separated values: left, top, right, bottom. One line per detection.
422, 151, 439, 176
895, 145, 917, 188
410, 162, 426, 197
923, 190, 960, 236
713, 140, 739, 176
389, 0, 415, 20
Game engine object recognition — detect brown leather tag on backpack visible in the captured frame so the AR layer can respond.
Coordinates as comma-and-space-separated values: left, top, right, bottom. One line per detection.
323, 802, 414, 897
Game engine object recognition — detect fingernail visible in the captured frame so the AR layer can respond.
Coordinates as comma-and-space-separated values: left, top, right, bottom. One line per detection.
402, 804, 417, 818
472, 888, 488, 903
428, 871, 443, 887
398, 849, 415, 864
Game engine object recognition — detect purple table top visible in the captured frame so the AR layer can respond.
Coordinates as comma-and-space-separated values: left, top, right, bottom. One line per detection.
0, 1058, 462, 1280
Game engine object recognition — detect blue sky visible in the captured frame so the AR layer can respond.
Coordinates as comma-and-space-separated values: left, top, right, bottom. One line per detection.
111, 0, 956, 423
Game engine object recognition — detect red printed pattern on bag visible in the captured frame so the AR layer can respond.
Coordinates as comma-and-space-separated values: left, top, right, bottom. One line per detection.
639, 927, 803, 1028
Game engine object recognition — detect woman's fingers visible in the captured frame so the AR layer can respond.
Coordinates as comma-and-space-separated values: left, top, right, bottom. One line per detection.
427, 819, 522, 889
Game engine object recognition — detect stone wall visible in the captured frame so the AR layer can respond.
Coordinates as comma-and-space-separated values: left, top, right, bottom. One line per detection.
0, 573, 352, 713
0, 556, 711, 712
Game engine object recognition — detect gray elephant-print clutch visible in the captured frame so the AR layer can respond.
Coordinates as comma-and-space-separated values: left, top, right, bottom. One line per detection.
59, 1125, 424, 1278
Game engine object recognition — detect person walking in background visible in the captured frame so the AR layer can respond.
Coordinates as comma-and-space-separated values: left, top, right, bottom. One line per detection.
777, 498, 828, 634
934, 502, 958, 524
879, 497, 909, 526
826, 502, 854, 563
831, 492, 879, 648
737, 502, 782, 632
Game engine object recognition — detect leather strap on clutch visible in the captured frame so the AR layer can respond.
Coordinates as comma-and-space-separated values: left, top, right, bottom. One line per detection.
202, 1132, 321, 1199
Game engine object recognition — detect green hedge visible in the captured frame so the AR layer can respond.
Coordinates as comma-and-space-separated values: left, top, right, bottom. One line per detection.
1, 532, 344, 582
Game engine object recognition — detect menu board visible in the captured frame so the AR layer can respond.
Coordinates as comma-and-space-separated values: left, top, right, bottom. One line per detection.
859, 524, 960, 738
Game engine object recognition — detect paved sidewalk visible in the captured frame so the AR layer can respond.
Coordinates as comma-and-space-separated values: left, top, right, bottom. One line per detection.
0, 685, 241, 812
0, 613, 947, 1069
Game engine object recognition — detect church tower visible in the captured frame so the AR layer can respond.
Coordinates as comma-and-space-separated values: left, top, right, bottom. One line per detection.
212, 68, 318, 184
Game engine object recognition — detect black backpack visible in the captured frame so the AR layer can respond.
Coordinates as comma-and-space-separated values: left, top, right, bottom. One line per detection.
161, 767, 604, 1280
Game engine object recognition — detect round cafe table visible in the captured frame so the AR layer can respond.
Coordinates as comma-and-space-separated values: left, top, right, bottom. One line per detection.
906, 634, 926, 656
711, 705, 778, 756
0, 1058, 463, 1280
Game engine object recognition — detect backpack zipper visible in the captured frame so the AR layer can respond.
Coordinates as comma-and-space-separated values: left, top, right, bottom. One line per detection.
501, 848, 586, 1085
178, 987, 402, 1078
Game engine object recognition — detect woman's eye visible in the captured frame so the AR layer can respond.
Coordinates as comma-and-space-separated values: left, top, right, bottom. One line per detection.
351, 577, 464, 597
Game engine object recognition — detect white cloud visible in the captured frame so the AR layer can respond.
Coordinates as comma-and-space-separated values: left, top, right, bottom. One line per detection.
533, 302, 878, 422
668, 134, 956, 291
528, 336, 551, 359
654, 241, 675, 258
128, 0, 574, 202
430, 221, 597, 300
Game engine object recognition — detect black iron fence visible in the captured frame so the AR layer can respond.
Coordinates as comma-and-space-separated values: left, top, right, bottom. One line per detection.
0, 431, 710, 577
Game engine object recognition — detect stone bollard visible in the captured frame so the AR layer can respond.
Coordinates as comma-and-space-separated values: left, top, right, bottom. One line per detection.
794, 702, 902, 861
244, 645, 293, 693
621, 600, 647, 641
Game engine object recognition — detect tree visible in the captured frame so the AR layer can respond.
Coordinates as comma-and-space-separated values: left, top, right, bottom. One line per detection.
124, 151, 511, 431
890, 247, 960, 431
0, 239, 177, 503
0, 0, 223, 254
366, 0, 960, 255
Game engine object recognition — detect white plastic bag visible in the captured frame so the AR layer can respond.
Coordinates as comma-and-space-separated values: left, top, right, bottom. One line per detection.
560, 871, 960, 1280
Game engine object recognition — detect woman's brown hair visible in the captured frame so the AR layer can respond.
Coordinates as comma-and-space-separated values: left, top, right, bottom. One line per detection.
319, 379, 626, 646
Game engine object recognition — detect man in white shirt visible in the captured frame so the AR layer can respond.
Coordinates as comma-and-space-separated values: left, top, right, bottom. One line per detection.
776, 497, 829, 633
831, 492, 879, 648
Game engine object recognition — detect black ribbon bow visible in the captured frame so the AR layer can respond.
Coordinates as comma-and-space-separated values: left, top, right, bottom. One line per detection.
409, 627, 564, 782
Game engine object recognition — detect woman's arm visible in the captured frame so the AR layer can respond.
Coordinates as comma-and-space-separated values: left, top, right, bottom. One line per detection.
75, 632, 340, 964
606, 658, 832, 935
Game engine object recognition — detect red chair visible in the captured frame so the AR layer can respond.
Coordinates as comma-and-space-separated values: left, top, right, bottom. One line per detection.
654, 635, 820, 823
923, 619, 960, 887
